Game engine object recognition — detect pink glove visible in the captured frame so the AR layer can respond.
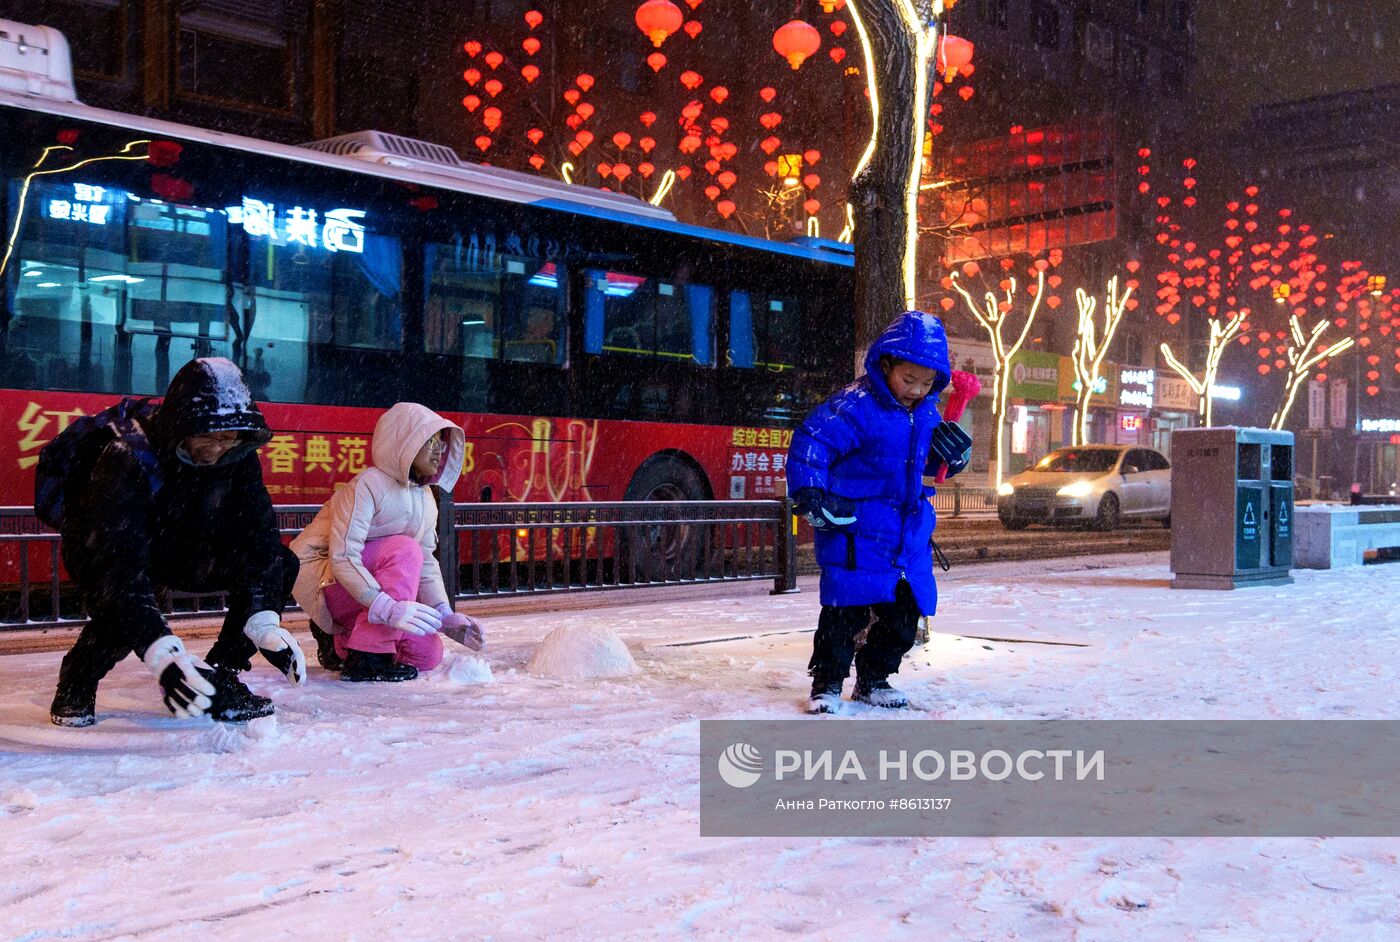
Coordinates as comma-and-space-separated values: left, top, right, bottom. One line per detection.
367, 592, 443, 636
435, 603, 485, 650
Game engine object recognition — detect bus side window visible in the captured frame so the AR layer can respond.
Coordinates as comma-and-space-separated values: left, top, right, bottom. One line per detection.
728, 291, 798, 372
425, 246, 564, 366
586, 269, 714, 365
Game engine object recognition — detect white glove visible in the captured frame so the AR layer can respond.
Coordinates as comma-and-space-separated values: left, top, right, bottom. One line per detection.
142, 635, 216, 719
243, 610, 306, 685
367, 592, 443, 636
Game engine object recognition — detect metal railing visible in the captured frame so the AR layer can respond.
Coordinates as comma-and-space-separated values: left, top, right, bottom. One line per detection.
930, 484, 998, 516
0, 498, 798, 632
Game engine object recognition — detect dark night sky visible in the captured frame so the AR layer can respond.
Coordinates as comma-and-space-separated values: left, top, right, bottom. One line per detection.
1192, 0, 1399, 129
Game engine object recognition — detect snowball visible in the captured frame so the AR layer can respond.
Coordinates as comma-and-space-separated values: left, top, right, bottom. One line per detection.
526, 624, 639, 680
441, 654, 494, 686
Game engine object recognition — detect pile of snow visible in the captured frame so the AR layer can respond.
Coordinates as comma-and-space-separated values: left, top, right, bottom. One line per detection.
437, 652, 494, 686
526, 623, 639, 679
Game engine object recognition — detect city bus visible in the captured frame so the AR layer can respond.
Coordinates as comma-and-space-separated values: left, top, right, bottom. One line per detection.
0, 22, 854, 578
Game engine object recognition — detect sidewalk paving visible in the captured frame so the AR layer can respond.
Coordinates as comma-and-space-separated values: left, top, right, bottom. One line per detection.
3, 550, 1399, 940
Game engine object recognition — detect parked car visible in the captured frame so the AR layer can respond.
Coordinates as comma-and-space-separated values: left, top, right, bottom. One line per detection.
996, 445, 1172, 531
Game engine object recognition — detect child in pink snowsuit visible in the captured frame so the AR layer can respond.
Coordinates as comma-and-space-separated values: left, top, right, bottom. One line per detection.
291, 402, 483, 682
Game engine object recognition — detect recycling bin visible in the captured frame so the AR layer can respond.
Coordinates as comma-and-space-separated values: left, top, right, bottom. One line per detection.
1170, 427, 1294, 589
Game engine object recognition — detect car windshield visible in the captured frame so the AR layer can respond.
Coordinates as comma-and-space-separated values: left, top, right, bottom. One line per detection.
1033, 450, 1121, 473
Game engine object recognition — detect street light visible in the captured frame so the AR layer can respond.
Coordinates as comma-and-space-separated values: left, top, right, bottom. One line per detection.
777, 153, 803, 188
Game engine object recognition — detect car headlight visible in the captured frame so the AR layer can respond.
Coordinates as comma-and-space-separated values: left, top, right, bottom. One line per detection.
1057, 480, 1095, 498
997, 482, 1015, 497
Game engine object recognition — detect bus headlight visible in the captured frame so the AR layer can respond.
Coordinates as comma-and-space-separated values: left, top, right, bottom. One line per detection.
1057, 480, 1095, 499
996, 482, 1015, 497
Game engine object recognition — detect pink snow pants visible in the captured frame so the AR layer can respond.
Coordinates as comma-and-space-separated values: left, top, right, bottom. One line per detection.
323, 535, 444, 671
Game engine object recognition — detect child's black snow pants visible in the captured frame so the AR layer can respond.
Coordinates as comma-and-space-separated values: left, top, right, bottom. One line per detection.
807, 579, 921, 686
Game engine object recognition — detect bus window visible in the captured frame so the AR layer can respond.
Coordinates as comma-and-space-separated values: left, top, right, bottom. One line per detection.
584, 269, 714, 366
424, 246, 566, 367
4, 179, 129, 392
246, 217, 402, 354
728, 291, 800, 371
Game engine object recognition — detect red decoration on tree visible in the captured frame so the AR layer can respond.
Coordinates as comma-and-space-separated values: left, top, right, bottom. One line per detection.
527, 127, 545, 145
803, 149, 821, 166
717, 199, 736, 218
684, 20, 702, 39
576, 73, 595, 91
709, 86, 728, 104
475, 135, 492, 152
680, 70, 703, 90
804, 198, 821, 215
647, 52, 667, 71
463, 41, 482, 57
759, 112, 783, 130
484, 78, 504, 97
485, 51, 504, 69
773, 20, 821, 70
524, 9, 543, 28
462, 95, 481, 112
829, 47, 846, 63
639, 111, 657, 127
463, 68, 481, 85
759, 86, 776, 103
936, 34, 974, 82
830, 21, 846, 36
483, 107, 502, 131
613, 132, 633, 150
635, 0, 684, 47
521, 64, 540, 83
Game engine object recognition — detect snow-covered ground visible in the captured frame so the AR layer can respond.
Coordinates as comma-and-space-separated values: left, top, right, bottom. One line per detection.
4, 551, 1400, 941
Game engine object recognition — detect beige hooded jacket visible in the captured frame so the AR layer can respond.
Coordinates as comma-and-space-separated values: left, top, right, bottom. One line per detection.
290, 403, 466, 634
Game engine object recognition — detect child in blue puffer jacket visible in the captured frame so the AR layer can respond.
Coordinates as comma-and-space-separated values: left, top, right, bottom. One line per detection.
787, 311, 972, 713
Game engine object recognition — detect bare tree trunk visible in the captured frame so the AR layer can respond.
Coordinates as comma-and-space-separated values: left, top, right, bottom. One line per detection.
849, 2, 919, 369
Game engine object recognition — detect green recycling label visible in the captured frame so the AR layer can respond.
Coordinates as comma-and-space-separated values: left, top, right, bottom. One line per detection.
1236, 486, 1262, 570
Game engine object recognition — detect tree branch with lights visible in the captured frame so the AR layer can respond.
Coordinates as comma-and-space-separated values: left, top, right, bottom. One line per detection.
1070, 277, 1133, 446
949, 268, 1044, 486
1269, 315, 1354, 431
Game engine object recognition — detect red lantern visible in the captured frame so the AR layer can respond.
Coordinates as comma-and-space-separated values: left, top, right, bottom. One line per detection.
704, 184, 720, 201
640, 137, 656, 152
463, 68, 481, 86
803, 149, 821, 166
818, 0, 845, 11
635, 0, 684, 47
829, 47, 846, 63
773, 20, 820, 70
563, 89, 580, 104
804, 198, 821, 215
718, 170, 737, 189
576, 130, 595, 147
958, 85, 974, 101
717, 199, 736, 219
577, 102, 595, 120
647, 52, 667, 72
639, 162, 655, 177
484, 51, 504, 69
640, 111, 657, 126
613, 132, 632, 150
463, 41, 482, 57
483, 107, 502, 131
677, 166, 692, 179
759, 112, 782, 130
484, 78, 503, 97
759, 86, 776, 103
710, 86, 728, 104
802, 173, 820, 190
529, 153, 546, 170
684, 20, 702, 39
709, 117, 729, 134
830, 21, 846, 37
527, 127, 545, 145
521, 64, 540, 83
524, 9, 543, 28
462, 95, 481, 112
576, 73, 595, 91
680, 70, 703, 90
597, 162, 613, 178
760, 137, 780, 154
613, 164, 632, 182
935, 34, 974, 82
475, 135, 492, 152
522, 37, 541, 55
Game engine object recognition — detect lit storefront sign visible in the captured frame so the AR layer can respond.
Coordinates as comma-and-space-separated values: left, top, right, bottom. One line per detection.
1360, 418, 1400, 434
1119, 367, 1155, 409
1121, 414, 1143, 432
1210, 385, 1242, 402
226, 198, 367, 254
41, 183, 367, 254
43, 183, 112, 226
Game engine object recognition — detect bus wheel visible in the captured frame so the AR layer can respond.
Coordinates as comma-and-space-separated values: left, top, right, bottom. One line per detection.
623, 456, 708, 582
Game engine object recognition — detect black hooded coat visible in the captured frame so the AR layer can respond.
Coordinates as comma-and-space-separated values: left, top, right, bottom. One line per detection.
59, 358, 295, 676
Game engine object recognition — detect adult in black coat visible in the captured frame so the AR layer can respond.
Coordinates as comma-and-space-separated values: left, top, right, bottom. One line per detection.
50, 357, 306, 727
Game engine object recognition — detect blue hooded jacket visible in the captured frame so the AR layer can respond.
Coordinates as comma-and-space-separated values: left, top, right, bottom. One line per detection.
787, 311, 952, 613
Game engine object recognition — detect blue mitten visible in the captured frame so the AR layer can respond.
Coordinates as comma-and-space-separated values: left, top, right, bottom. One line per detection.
791, 487, 857, 530
930, 421, 972, 476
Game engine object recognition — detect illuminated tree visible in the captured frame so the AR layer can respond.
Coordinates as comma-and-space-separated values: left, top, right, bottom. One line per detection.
1269, 314, 1354, 430
949, 265, 1045, 486
1069, 277, 1133, 445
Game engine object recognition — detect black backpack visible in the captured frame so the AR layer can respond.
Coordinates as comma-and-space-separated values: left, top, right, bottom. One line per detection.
34, 397, 163, 530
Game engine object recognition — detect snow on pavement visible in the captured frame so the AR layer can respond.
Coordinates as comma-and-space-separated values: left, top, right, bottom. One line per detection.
3, 552, 1400, 941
